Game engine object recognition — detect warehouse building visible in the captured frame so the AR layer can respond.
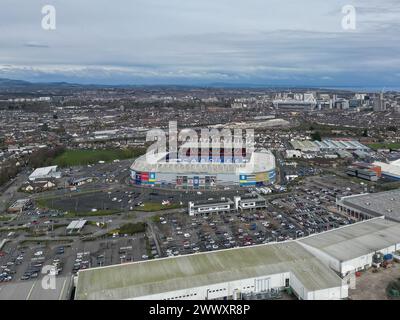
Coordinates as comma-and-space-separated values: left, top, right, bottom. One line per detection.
290, 139, 370, 153
130, 148, 276, 189
373, 160, 400, 181
298, 217, 400, 277
75, 241, 348, 300
336, 189, 400, 222
28, 165, 61, 182
74, 217, 400, 301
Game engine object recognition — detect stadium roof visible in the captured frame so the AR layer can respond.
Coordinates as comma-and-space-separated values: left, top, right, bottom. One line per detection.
338, 189, 400, 221
75, 241, 343, 300
131, 150, 275, 174
298, 218, 400, 262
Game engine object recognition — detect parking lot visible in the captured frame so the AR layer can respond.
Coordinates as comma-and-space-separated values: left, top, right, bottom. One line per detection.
0, 172, 370, 298
151, 175, 361, 258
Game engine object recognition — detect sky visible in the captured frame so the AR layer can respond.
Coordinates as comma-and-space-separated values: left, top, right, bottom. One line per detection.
0, 0, 400, 87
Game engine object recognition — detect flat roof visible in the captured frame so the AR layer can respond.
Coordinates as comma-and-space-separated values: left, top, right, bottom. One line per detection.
338, 189, 400, 221
299, 218, 400, 262
75, 241, 343, 300
29, 166, 58, 178
191, 198, 233, 206
66, 220, 87, 230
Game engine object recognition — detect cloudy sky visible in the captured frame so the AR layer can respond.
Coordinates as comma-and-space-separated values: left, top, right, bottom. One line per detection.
0, 0, 399, 87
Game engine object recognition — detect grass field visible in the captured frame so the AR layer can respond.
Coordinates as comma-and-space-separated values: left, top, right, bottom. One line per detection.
367, 143, 400, 151
35, 198, 120, 217
52, 148, 146, 167
136, 202, 183, 212
115, 222, 146, 235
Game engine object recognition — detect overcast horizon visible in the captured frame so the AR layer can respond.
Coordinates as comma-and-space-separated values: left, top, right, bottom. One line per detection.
1, 0, 400, 87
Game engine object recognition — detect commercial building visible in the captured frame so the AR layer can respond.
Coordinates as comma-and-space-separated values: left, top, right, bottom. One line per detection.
234, 194, 267, 211
299, 218, 400, 276
130, 149, 276, 189
373, 93, 386, 112
28, 166, 61, 182
336, 189, 400, 222
314, 139, 370, 152
346, 167, 379, 182
290, 139, 369, 153
188, 194, 267, 216
188, 198, 235, 216
290, 140, 320, 153
75, 241, 348, 300
7, 199, 32, 213
373, 160, 400, 181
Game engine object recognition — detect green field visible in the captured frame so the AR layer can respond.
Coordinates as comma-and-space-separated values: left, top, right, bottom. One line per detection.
52, 148, 146, 167
117, 222, 146, 235
367, 143, 400, 151
136, 202, 183, 212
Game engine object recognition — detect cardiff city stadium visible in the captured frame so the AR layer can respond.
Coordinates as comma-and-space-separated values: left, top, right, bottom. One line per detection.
130, 148, 276, 189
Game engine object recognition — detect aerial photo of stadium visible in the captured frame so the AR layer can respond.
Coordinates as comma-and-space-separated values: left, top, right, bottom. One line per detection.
130, 148, 276, 189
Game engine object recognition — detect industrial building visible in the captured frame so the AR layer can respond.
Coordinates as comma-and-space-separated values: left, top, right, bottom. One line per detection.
7, 199, 32, 213
373, 159, 400, 181
130, 149, 276, 189
74, 217, 400, 300
298, 218, 400, 276
336, 190, 400, 222
75, 241, 348, 300
290, 139, 370, 153
346, 167, 379, 181
28, 165, 61, 182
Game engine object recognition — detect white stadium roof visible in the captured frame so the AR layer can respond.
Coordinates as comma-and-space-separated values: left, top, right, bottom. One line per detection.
131, 149, 275, 174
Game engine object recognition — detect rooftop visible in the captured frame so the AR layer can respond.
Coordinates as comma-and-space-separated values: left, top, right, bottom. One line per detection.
338, 189, 400, 221
299, 217, 400, 262
75, 241, 343, 300
191, 198, 234, 206
131, 150, 275, 174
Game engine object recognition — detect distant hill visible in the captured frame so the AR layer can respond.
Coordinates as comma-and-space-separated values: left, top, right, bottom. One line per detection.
0, 78, 32, 87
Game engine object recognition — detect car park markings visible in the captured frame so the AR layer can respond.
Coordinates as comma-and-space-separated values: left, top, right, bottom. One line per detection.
59, 278, 68, 300
25, 281, 36, 300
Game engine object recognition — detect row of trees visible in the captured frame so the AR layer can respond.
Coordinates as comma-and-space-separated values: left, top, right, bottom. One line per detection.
0, 146, 66, 187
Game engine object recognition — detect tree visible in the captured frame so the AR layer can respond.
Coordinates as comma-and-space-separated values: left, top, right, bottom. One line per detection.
311, 131, 322, 141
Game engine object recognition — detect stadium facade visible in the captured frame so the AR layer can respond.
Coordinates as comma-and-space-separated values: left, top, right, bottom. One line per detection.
130, 148, 276, 189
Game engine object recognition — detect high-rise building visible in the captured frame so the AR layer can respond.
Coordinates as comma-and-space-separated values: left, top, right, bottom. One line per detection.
373, 93, 386, 112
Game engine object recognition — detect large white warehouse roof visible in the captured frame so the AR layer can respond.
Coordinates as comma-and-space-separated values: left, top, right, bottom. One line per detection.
75, 241, 342, 300
299, 218, 400, 262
